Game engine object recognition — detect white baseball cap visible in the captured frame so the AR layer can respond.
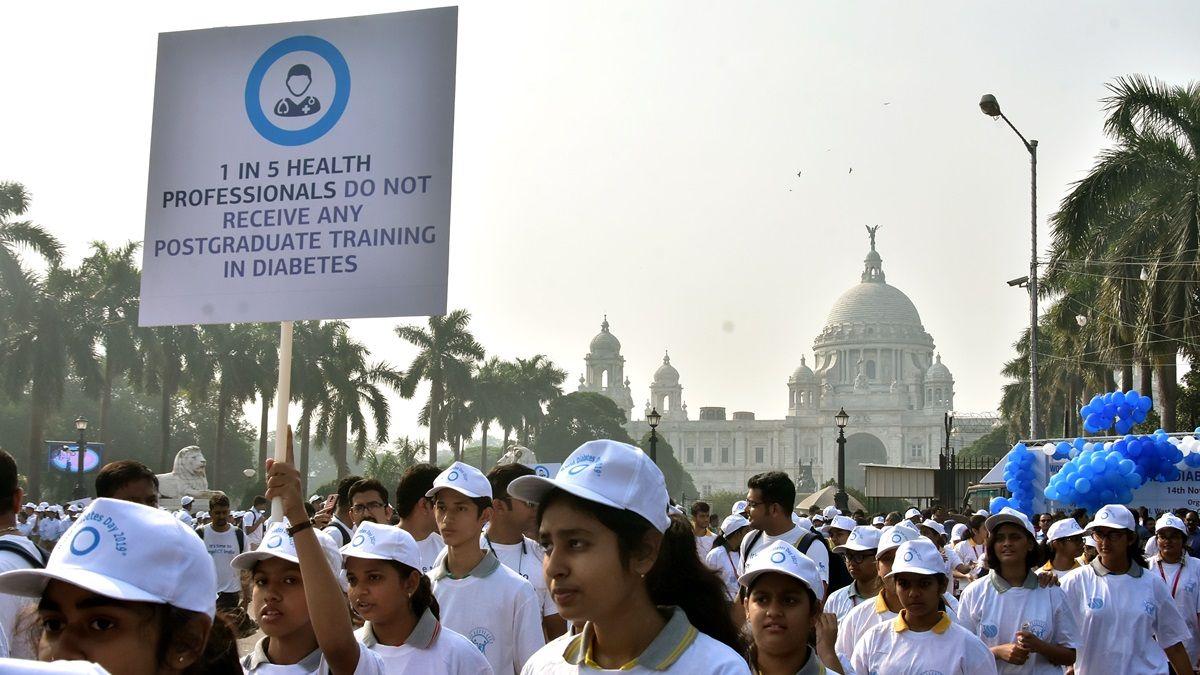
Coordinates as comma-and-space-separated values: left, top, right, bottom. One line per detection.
1084, 535, 1096, 548
904, 507, 922, 520
985, 507, 1036, 537
1156, 513, 1188, 537
974, 509, 990, 517
829, 515, 857, 533
426, 461, 492, 500
822, 505, 841, 519
341, 521, 422, 570
738, 540, 826, 603
895, 519, 921, 534
795, 516, 814, 532
37, 502, 48, 510
877, 524, 922, 557
0, 660, 112, 674
886, 539, 947, 579
509, 439, 671, 532
950, 523, 969, 542
1084, 504, 1137, 534
1047, 518, 1084, 542
919, 520, 946, 538
834, 525, 882, 553
232, 521, 342, 575
180, 496, 194, 506
871, 515, 885, 526
812, 514, 826, 524
0, 498, 216, 618
719, 514, 750, 537
22, 503, 34, 509
732, 500, 748, 515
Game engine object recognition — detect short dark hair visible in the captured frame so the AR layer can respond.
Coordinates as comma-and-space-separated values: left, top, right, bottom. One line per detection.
208, 493, 230, 509
690, 501, 711, 517
0, 450, 17, 517
395, 464, 441, 518
349, 478, 389, 506
253, 495, 269, 508
486, 463, 534, 501
95, 460, 158, 498
968, 514, 986, 532
747, 471, 795, 512
335, 474, 363, 509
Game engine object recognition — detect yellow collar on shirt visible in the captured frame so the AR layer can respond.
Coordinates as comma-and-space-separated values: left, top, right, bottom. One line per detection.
894, 611, 952, 635
873, 592, 890, 614
1041, 559, 1081, 573
564, 606, 698, 671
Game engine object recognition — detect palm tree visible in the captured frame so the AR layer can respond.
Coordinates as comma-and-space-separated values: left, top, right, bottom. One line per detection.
395, 310, 484, 464
1, 269, 99, 496
511, 355, 567, 446
138, 324, 210, 469
314, 329, 406, 480
1051, 75, 1200, 430
470, 357, 510, 470
70, 242, 143, 448
0, 182, 62, 319
204, 323, 274, 487
292, 320, 344, 492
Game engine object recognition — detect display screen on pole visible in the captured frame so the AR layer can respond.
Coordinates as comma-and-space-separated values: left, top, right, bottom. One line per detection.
139, 8, 457, 326
46, 442, 104, 474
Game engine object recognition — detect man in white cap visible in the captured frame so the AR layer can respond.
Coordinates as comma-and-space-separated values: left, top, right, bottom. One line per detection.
904, 507, 922, 524
740, 471, 831, 595
826, 525, 883, 621
175, 494, 195, 527
1041, 517, 1085, 577
1148, 512, 1200, 667
36, 505, 65, 550
850, 539, 997, 674
871, 515, 885, 529
427, 461, 543, 675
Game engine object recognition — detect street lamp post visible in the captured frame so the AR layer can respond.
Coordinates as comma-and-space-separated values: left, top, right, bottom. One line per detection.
74, 416, 89, 499
834, 407, 849, 513
647, 407, 662, 464
980, 93, 1041, 439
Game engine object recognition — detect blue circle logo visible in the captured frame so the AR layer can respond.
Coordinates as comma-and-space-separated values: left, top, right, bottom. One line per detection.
447, 470, 460, 482
245, 35, 351, 146
1100, 511, 1110, 520
892, 533, 903, 543
352, 534, 365, 547
567, 463, 591, 476
770, 551, 787, 564
903, 550, 916, 562
69, 526, 101, 556
535, 466, 550, 477
266, 534, 284, 549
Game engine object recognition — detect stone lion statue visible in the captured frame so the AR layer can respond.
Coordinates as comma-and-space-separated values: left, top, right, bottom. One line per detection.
157, 446, 223, 511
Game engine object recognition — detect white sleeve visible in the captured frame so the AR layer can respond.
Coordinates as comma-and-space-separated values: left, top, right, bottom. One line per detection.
1152, 574, 1192, 649
835, 607, 861, 671
350, 642, 387, 675
1048, 587, 1080, 650
804, 539, 830, 584
848, 627, 873, 675
954, 583, 980, 635
513, 584, 546, 672
964, 632, 1000, 674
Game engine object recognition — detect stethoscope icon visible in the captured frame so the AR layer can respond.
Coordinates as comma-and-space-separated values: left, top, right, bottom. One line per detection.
485, 535, 529, 579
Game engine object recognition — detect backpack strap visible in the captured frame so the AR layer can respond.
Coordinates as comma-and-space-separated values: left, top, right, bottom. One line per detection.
0, 540, 47, 569
235, 526, 246, 553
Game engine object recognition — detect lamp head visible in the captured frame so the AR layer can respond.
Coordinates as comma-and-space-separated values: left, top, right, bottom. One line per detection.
647, 407, 662, 429
979, 93, 1001, 117
834, 407, 850, 429
74, 416, 89, 432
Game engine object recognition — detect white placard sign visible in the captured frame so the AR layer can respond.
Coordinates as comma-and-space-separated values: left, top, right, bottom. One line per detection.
139, 8, 457, 326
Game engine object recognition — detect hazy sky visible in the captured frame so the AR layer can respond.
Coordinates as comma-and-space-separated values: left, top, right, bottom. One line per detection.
4, 2, 1199, 451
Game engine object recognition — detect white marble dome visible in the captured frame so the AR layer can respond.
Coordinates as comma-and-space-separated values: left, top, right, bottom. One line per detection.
824, 281, 924, 328
791, 355, 817, 383
654, 353, 680, 385
589, 317, 621, 356
925, 353, 952, 381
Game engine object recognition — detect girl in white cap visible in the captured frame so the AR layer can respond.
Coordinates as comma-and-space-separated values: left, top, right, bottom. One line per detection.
233, 434, 386, 675
1060, 503, 1194, 674
956, 508, 1078, 673
850, 539, 997, 674
340, 521, 491, 673
825, 525, 883, 621
1147, 513, 1200, 668
740, 540, 838, 674
704, 514, 751, 624
511, 439, 749, 674
1040, 517, 1084, 578
0, 497, 241, 675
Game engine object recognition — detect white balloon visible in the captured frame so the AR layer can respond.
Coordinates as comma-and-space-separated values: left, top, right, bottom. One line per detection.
1042, 444, 1056, 456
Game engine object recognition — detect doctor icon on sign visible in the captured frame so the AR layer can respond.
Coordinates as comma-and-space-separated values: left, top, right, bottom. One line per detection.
273, 63, 322, 117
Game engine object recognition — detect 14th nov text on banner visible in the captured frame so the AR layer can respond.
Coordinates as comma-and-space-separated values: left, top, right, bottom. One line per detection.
139, 7, 457, 326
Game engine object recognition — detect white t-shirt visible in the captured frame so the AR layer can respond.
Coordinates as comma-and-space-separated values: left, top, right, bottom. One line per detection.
486, 535, 556, 617
1148, 555, 1200, 666
415, 531, 445, 575
0, 534, 40, 658
1061, 560, 1192, 675
739, 525, 830, 584
200, 525, 244, 593
241, 638, 386, 674
520, 607, 750, 674
174, 510, 194, 527
430, 551, 544, 675
956, 572, 1079, 674
242, 508, 267, 548
356, 610, 492, 675
37, 517, 64, 542
954, 538, 985, 570
703, 546, 740, 601
695, 533, 716, 560
323, 518, 354, 547
824, 580, 876, 622
850, 612, 998, 675
834, 590, 960, 671
0, 660, 110, 674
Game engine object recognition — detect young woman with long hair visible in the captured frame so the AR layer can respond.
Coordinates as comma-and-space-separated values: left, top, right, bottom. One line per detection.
511, 439, 749, 674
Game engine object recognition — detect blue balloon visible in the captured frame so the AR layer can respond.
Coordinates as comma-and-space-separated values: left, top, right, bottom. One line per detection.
1119, 459, 1136, 474
1139, 396, 1153, 412
1075, 477, 1093, 493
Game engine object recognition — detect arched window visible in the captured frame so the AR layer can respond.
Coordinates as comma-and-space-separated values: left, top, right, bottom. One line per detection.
601, 369, 609, 388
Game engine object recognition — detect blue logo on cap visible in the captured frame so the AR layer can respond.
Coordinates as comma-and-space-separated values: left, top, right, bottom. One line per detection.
770, 551, 786, 564
447, 470, 460, 482
352, 534, 366, 547
903, 550, 916, 562
266, 534, 284, 549
1100, 511, 1110, 520
69, 526, 101, 556
892, 533, 902, 543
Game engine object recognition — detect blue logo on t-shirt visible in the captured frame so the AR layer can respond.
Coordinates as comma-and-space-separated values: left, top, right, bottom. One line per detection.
1144, 600, 1157, 616
468, 627, 495, 654
982, 624, 999, 638
1088, 596, 1104, 610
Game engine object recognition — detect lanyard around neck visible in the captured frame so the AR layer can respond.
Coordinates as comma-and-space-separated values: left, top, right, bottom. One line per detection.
1158, 560, 1184, 598
485, 535, 528, 579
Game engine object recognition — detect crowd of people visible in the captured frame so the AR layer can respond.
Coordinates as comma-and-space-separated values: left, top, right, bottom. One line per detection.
1, 437, 1199, 673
